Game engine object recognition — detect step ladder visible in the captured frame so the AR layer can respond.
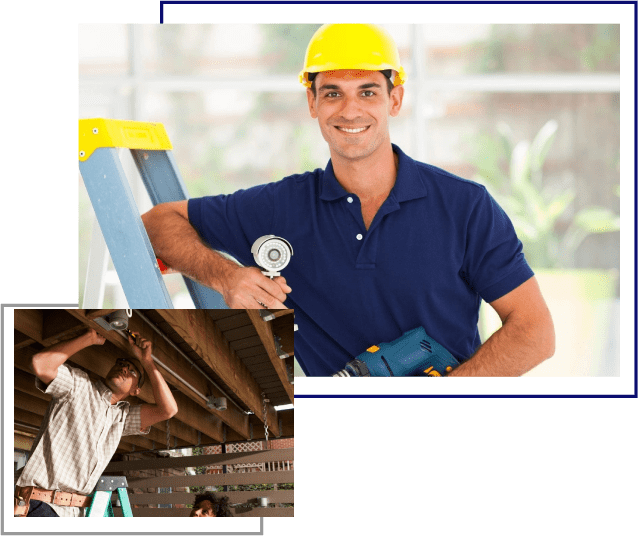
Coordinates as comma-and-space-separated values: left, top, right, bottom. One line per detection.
86, 475, 133, 517
78, 118, 227, 309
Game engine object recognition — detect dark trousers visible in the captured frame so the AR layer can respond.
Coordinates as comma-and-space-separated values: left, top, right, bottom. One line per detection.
27, 500, 59, 517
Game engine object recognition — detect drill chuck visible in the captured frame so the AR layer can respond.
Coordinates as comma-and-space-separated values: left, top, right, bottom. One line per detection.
333, 359, 371, 377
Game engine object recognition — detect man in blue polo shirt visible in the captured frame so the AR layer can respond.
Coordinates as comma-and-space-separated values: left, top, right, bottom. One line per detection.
142, 24, 555, 376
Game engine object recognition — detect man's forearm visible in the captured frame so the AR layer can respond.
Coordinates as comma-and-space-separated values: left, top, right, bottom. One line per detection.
447, 315, 555, 377
143, 360, 178, 418
31, 332, 92, 382
142, 203, 239, 293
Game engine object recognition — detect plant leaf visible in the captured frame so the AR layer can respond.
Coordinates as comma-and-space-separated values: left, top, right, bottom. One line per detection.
529, 120, 558, 176
510, 141, 531, 186
574, 207, 621, 233
546, 188, 576, 223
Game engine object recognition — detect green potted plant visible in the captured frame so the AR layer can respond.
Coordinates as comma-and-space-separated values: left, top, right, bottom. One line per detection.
470, 120, 620, 376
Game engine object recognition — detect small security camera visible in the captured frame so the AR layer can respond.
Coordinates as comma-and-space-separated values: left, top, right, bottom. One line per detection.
93, 310, 129, 331
207, 396, 227, 411
251, 235, 293, 278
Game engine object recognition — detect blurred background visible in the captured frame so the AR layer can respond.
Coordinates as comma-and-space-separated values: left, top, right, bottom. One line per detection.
79, 24, 620, 377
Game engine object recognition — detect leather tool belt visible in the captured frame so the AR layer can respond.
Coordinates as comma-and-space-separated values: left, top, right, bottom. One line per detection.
14, 486, 92, 517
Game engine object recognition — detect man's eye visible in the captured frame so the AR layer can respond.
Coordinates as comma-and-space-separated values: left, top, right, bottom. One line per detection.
362, 90, 375, 97
325, 92, 339, 98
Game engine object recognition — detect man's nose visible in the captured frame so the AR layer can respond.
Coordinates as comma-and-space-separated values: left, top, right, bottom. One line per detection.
339, 95, 363, 120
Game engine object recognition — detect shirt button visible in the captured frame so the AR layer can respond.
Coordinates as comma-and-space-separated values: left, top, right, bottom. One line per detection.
347, 197, 353, 203
356, 234, 363, 240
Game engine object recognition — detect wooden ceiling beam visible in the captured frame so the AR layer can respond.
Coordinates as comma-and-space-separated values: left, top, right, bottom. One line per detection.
85, 309, 118, 319
15, 407, 44, 429
13, 309, 44, 342
14, 369, 51, 401
272, 316, 294, 357
41, 310, 86, 346
225, 409, 294, 443
14, 330, 35, 350
266, 309, 294, 319
246, 310, 294, 404
154, 310, 280, 436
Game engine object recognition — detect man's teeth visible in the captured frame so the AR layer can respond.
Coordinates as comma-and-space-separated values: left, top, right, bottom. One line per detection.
338, 126, 367, 133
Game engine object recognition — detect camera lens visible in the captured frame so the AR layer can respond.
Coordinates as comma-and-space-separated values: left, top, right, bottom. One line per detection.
268, 249, 281, 262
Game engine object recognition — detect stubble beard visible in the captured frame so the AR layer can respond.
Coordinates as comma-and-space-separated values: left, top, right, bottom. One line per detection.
322, 122, 389, 164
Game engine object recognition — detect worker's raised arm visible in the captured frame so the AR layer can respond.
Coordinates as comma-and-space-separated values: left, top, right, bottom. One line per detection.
31, 329, 105, 385
141, 201, 291, 308
126, 333, 178, 430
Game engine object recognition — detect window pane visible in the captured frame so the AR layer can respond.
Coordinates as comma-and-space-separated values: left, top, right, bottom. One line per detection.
422, 24, 620, 74
79, 25, 129, 75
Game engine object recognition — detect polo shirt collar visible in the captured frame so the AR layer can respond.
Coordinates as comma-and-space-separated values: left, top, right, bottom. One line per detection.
319, 144, 427, 202
319, 160, 349, 201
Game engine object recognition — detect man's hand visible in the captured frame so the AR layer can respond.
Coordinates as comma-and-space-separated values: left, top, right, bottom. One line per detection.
84, 329, 106, 346
128, 332, 152, 364
219, 265, 291, 309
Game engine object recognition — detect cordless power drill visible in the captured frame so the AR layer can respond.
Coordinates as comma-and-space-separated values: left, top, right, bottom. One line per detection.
332, 326, 461, 377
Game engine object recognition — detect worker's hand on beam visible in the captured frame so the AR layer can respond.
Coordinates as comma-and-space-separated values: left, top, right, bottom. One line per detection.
85, 328, 106, 346
219, 266, 291, 309
127, 332, 153, 364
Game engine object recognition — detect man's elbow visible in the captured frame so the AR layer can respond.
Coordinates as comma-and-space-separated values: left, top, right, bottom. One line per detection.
162, 401, 178, 420
537, 310, 556, 363
31, 354, 54, 384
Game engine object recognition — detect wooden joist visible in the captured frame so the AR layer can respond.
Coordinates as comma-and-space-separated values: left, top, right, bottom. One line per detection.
154, 310, 281, 436
246, 310, 294, 404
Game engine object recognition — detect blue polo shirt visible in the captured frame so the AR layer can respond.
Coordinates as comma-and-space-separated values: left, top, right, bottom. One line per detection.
188, 144, 534, 376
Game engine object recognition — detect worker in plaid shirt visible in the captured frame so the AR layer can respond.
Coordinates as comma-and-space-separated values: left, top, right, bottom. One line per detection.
15, 328, 178, 517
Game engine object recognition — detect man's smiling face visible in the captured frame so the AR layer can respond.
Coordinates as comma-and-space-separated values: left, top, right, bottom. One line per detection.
307, 69, 403, 163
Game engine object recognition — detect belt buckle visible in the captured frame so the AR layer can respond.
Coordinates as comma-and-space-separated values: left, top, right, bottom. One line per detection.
51, 489, 59, 505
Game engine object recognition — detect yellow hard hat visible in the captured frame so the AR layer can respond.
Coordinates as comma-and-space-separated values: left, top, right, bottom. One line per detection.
299, 24, 407, 88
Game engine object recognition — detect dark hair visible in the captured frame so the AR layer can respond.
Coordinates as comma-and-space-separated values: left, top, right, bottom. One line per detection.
193, 492, 233, 517
309, 69, 394, 98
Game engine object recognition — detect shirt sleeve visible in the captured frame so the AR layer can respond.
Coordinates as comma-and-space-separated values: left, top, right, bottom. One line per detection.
461, 186, 534, 303
35, 363, 79, 399
122, 404, 151, 436
187, 183, 277, 267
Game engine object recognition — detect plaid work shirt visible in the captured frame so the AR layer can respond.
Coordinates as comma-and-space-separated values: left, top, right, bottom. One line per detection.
16, 364, 150, 517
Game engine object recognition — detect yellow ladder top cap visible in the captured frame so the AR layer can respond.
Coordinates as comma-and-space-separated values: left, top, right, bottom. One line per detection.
79, 118, 173, 161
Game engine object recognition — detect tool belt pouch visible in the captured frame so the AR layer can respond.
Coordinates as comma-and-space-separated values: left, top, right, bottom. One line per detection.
14, 487, 32, 517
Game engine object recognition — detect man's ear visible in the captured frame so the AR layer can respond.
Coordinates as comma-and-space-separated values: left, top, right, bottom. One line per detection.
389, 84, 404, 117
306, 88, 318, 118
130, 386, 141, 398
